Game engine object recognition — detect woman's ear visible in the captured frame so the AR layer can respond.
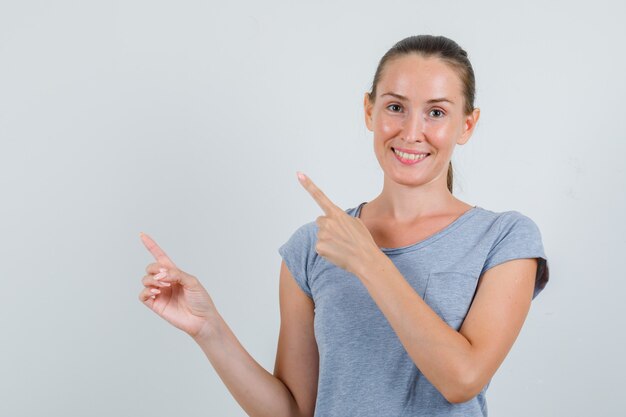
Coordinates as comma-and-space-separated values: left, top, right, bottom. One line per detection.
458, 107, 480, 145
364, 92, 374, 132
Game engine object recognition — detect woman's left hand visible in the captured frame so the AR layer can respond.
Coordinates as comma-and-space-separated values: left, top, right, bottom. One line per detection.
296, 172, 381, 276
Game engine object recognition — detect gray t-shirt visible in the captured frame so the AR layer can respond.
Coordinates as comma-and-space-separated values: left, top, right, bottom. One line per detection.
278, 203, 549, 417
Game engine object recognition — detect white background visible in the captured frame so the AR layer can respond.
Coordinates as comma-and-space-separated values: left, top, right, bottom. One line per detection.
1, 0, 624, 416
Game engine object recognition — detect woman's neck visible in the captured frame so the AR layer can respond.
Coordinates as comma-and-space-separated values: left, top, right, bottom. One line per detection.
363, 176, 471, 223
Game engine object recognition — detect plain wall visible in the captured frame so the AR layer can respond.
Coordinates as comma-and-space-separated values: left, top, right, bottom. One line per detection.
1, 0, 625, 415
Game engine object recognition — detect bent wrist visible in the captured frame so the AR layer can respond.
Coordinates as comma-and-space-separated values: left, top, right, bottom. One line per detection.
191, 311, 224, 344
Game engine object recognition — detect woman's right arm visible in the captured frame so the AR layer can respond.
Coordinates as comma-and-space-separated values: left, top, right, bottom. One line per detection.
191, 260, 318, 417
193, 310, 301, 417
139, 234, 317, 417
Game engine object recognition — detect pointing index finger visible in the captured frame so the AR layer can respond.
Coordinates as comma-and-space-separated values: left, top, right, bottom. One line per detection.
139, 232, 178, 269
297, 172, 341, 215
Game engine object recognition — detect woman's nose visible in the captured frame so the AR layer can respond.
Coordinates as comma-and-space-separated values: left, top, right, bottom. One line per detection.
402, 112, 426, 142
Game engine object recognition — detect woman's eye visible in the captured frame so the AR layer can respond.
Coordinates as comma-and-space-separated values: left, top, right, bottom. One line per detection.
387, 104, 402, 112
430, 109, 445, 118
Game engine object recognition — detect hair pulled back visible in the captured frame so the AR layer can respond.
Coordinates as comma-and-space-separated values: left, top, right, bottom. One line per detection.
367, 35, 476, 193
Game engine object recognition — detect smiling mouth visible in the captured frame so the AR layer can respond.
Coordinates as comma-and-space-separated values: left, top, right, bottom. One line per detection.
391, 147, 430, 161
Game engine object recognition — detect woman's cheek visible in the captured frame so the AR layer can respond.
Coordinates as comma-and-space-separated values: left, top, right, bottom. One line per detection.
379, 118, 397, 135
429, 124, 451, 143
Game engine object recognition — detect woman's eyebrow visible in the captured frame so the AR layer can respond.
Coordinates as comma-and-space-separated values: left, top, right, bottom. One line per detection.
381, 92, 455, 105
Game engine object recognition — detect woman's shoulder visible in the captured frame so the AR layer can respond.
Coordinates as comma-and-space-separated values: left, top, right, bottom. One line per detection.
475, 206, 549, 298
470, 207, 546, 263
473, 206, 542, 230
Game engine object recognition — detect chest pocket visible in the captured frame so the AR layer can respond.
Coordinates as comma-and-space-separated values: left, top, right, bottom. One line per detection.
423, 271, 478, 330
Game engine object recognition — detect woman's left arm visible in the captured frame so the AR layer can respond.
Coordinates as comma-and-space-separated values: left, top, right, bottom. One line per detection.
295, 172, 537, 404
354, 253, 537, 404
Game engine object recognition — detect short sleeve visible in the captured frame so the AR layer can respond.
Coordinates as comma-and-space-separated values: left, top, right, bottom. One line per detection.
481, 211, 550, 300
278, 222, 316, 299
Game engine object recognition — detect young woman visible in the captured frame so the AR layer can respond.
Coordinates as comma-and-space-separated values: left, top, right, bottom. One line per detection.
139, 35, 550, 417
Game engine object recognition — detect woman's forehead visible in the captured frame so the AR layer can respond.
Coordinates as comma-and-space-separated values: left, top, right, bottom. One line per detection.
378, 55, 463, 102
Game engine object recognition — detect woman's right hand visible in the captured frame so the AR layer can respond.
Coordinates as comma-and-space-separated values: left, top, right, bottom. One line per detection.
138, 232, 219, 339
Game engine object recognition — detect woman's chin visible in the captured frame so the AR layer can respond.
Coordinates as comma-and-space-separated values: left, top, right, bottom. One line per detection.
382, 167, 447, 188
384, 171, 427, 187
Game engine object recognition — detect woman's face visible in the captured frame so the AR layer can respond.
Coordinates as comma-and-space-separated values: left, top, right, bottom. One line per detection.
364, 53, 480, 189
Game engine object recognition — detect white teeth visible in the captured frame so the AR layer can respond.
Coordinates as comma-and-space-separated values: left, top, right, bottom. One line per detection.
393, 149, 428, 160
